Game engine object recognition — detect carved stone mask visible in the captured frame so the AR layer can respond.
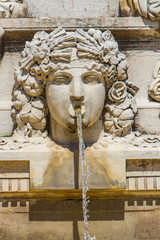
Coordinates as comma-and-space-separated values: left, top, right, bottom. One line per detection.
12, 28, 138, 144
46, 54, 106, 131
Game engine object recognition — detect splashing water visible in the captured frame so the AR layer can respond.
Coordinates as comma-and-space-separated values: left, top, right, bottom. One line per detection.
76, 108, 96, 240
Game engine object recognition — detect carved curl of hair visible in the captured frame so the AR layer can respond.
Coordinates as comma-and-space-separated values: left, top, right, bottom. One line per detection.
12, 27, 129, 141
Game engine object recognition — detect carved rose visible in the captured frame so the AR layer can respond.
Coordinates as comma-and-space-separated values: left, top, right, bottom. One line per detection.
108, 82, 127, 103
23, 75, 43, 97
149, 78, 160, 102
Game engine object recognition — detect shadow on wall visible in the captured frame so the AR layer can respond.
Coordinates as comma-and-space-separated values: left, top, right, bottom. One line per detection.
29, 198, 125, 240
29, 199, 125, 221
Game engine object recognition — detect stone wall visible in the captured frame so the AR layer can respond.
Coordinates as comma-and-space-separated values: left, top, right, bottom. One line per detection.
24, 0, 120, 18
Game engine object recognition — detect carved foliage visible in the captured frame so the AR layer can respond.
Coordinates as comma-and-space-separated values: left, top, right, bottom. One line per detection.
105, 79, 138, 137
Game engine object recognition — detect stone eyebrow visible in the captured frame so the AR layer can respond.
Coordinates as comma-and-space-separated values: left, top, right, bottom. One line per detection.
84, 63, 104, 71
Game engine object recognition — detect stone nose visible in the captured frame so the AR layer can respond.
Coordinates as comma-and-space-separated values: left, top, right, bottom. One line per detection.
70, 77, 84, 103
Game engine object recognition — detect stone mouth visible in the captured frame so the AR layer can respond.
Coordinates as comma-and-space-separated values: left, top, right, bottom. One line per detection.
68, 104, 86, 118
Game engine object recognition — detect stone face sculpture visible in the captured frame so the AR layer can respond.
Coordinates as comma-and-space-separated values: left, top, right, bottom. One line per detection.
0, 0, 27, 18
2, 28, 138, 147
120, 0, 160, 21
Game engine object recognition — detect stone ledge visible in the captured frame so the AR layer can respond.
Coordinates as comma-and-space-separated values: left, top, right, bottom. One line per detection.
0, 17, 159, 51
0, 189, 160, 199
0, 17, 159, 30
1, 144, 160, 191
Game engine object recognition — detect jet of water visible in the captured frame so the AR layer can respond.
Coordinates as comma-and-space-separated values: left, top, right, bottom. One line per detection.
76, 107, 96, 240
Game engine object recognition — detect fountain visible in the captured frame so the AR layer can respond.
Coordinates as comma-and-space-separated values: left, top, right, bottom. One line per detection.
1, 26, 155, 240
76, 107, 96, 240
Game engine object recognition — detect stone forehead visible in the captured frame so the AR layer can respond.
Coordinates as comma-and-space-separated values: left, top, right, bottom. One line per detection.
57, 61, 104, 70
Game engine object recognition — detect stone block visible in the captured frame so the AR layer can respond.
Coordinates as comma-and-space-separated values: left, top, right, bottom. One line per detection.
24, 0, 119, 18
11, 179, 18, 192
135, 106, 160, 134
0, 53, 20, 137
0, 143, 127, 190
0, 110, 13, 137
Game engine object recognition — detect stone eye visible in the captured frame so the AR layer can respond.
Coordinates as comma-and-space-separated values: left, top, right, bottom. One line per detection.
53, 75, 71, 85
83, 75, 100, 84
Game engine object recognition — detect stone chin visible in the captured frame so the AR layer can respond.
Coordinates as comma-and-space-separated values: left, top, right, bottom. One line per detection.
51, 112, 93, 132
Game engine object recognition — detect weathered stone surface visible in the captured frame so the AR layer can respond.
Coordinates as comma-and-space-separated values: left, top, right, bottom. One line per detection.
0, 52, 21, 136
1, 143, 160, 190
0, 143, 126, 190
126, 50, 160, 134
0, 198, 160, 239
24, 0, 119, 18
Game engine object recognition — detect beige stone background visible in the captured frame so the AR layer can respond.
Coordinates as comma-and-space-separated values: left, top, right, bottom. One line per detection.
24, 0, 120, 18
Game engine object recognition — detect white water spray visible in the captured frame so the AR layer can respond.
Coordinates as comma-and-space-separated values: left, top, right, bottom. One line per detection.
76, 107, 96, 240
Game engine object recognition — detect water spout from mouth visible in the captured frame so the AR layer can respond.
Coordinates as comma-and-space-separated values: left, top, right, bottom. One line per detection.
69, 104, 86, 118
75, 107, 96, 240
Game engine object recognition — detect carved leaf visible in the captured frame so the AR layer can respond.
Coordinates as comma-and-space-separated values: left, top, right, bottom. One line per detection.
114, 128, 123, 136
31, 118, 47, 131
121, 98, 131, 110
14, 100, 22, 111
31, 107, 43, 120
119, 109, 134, 121
126, 80, 139, 96
20, 113, 29, 123
112, 108, 123, 117
118, 120, 133, 128
122, 123, 132, 136
20, 103, 31, 115
104, 120, 113, 131
31, 99, 44, 109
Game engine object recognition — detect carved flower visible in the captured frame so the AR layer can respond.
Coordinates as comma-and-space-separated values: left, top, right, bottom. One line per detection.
23, 75, 43, 97
33, 31, 48, 46
19, 98, 48, 131
13, 89, 30, 110
105, 98, 137, 136
108, 82, 127, 103
149, 78, 160, 102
